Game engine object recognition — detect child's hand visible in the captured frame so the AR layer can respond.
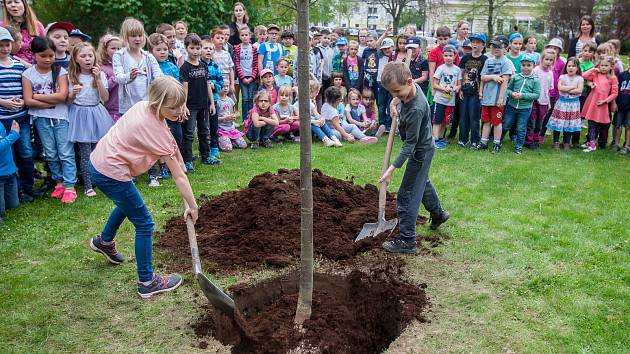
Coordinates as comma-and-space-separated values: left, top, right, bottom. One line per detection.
71, 84, 83, 97
458, 91, 464, 100
130, 68, 140, 80
182, 107, 190, 121
511, 92, 521, 99
10, 120, 20, 133
496, 97, 504, 108
91, 65, 101, 78
346, 135, 355, 142
596, 100, 606, 106
210, 104, 216, 115
588, 82, 596, 89
230, 84, 235, 94
6, 97, 23, 110
379, 165, 395, 184
209, 82, 215, 90
493, 75, 504, 84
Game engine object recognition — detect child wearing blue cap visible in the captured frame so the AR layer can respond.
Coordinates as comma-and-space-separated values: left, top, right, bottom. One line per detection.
458, 32, 487, 148
501, 53, 541, 154
506, 33, 523, 74
332, 37, 348, 73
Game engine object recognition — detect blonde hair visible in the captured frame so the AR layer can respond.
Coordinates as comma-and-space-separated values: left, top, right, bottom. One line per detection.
173, 20, 188, 31
231, 2, 250, 24
254, 90, 271, 105
380, 62, 411, 88
255, 25, 267, 35
540, 48, 556, 65
147, 33, 168, 50
596, 43, 614, 65
120, 17, 146, 48
278, 85, 292, 97
348, 40, 359, 48
148, 76, 186, 120
68, 42, 99, 88
598, 56, 616, 77
606, 39, 620, 53
348, 88, 361, 101
308, 79, 320, 94
2, 0, 40, 37
97, 33, 121, 64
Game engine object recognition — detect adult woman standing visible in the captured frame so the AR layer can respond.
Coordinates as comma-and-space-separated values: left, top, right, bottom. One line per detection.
88, 77, 198, 298
568, 15, 600, 58
228, 2, 254, 46
448, 20, 469, 57
0, 0, 45, 63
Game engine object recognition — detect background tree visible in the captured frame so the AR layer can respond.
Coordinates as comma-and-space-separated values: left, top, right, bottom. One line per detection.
399, 0, 426, 32
544, 0, 595, 39
465, 0, 510, 39
374, 0, 413, 33
335, 0, 355, 29
34, 0, 227, 39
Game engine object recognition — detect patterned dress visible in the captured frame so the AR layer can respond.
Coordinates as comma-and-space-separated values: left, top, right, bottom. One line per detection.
547, 74, 584, 132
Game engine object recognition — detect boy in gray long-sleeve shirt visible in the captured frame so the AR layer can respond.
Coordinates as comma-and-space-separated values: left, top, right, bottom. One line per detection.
379, 62, 449, 254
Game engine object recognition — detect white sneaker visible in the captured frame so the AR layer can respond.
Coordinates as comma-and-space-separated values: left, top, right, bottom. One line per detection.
375, 124, 386, 137
322, 137, 334, 147
360, 136, 378, 144
148, 176, 160, 187
332, 137, 343, 147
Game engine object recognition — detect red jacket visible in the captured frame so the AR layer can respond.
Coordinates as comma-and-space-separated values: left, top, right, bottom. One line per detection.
234, 43, 258, 81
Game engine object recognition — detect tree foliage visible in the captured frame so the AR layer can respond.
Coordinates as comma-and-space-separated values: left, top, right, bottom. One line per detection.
465, 0, 511, 39
374, 0, 414, 33
34, 0, 228, 39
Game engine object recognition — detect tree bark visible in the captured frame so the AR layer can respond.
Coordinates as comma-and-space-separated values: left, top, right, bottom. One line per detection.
294, 0, 314, 326
487, 0, 494, 39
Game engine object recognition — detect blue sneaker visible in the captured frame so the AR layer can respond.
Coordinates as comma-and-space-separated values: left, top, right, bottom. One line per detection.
137, 273, 183, 299
210, 147, 221, 158
435, 139, 447, 150
202, 156, 221, 165
185, 162, 194, 173
382, 237, 417, 254
89, 236, 125, 264
160, 165, 170, 180
514, 146, 523, 154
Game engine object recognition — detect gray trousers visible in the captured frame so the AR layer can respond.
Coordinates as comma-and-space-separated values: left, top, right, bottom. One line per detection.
397, 147, 442, 240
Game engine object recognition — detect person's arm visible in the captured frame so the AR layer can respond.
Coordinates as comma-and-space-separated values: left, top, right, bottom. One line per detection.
345, 107, 361, 126
506, 77, 516, 98
229, 61, 235, 93
257, 52, 264, 74
521, 79, 541, 101
380, 107, 421, 182
22, 76, 53, 108
234, 45, 245, 80
251, 46, 259, 81
0, 97, 24, 110
431, 76, 446, 93
181, 81, 190, 116
207, 82, 216, 115
0, 121, 20, 150
96, 70, 109, 103
581, 68, 597, 81
604, 76, 619, 103
33, 74, 69, 105
148, 54, 163, 79
252, 111, 265, 127
428, 61, 436, 79
263, 112, 279, 126
497, 74, 510, 107
113, 50, 134, 84
164, 151, 199, 223
568, 78, 584, 95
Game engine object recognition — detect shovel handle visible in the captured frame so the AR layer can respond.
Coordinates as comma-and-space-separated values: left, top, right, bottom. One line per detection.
184, 200, 202, 275
378, 112, 399, 212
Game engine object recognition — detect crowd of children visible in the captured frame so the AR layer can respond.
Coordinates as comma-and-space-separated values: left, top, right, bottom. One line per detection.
0, 0, 628, 225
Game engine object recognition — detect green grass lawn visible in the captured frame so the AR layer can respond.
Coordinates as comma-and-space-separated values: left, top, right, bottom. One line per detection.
1, 138, 629, 353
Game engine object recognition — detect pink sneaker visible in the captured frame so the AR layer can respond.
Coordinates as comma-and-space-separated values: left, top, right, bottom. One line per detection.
61, 188, 77, 204
582, 141, 596, 152
360, 136, 378, 145
51, 184, 64, 199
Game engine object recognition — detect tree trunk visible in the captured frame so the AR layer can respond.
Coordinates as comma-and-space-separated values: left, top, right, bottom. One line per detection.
294, 0, 314, 326
487, 0, 494, 39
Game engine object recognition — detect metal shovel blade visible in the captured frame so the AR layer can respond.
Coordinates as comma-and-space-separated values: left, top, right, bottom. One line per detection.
196, 272, 236, 315
355, 217, 398, 242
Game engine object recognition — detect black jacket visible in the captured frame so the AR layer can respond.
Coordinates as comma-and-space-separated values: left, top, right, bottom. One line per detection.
342, 55, 364, 91
568, 36, 601, 59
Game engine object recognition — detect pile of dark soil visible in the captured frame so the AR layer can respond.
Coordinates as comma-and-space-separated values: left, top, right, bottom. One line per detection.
193, 259, 430, 354
157, 169, 425, 274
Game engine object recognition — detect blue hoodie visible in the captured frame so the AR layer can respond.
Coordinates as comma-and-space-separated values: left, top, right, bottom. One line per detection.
0, 123, 19, 176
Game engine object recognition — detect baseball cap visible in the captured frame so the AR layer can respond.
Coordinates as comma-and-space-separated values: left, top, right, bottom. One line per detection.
490, 35, 508, 48
521, 53, 537, 63
45, 21, 74, 36
0, 27, 14, 42
469, 32, 486, 44
546, 37, 564, 51
380, 38, 394, 49
336, 37, 348, 46
259, 68, 274, 78
70, 29, 91, 42
267, 24, 280, 32
442, 44, 457, 54
405, 36, 421, 48
462, 40, 472, 48
368, 30, 378, 39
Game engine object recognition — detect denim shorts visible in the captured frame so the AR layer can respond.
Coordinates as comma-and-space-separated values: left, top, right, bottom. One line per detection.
613, 110, 630, 128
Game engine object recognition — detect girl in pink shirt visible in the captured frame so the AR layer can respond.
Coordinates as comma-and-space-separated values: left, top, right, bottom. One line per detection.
88, 76, 198, 299
527, 49, 555, 146
581, 57, 619, 152
539, 38, 566, 140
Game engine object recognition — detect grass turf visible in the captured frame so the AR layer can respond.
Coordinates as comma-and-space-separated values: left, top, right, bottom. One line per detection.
1, 138, 628, 353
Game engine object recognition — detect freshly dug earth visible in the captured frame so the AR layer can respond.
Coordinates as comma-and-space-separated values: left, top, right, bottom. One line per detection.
158, 169, 425, 273
193, 259, 430, 353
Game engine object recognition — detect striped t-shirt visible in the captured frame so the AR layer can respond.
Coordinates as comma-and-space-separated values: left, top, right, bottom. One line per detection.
0, 57, 27, 120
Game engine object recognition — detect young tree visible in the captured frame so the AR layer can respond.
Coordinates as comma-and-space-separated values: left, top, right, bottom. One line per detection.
293, 0, 314, 327
465, 0, 511, 39
374, 0, 414, 33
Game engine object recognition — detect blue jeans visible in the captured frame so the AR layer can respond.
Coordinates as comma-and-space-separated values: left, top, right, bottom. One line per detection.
459, 95, 481, 144
1, 116, 34, 194
246, 124, 274, 142
311, 123, 335, 141
502, 105, 532, 148
398, 148, 442, 240
34, 118, 77, 188
0, 173, 19, 215
240, 81, 255, 123
377, 83, 392, 130
89, 162, 154, 282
